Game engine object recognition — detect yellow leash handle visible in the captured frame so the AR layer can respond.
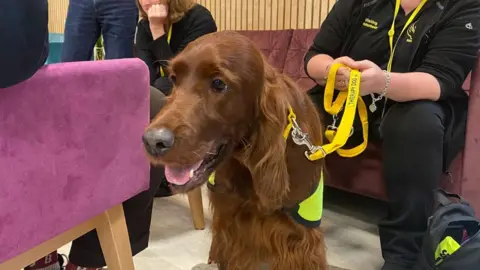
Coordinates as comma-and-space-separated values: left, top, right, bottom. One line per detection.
307, 63, 369, 160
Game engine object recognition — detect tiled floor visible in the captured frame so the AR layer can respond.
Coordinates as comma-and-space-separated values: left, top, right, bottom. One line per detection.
60, 187, 387, 270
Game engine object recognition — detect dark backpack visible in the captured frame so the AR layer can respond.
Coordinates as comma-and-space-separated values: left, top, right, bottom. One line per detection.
416, 190, 480, 270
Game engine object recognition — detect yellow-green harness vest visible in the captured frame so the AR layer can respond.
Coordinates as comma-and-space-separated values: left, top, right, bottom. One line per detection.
206, 107, 324, 228
207, 172, 324, 228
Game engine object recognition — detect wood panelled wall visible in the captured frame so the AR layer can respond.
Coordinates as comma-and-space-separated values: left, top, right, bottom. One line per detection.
48, 0, 69, 33
199, 0, 336, 31
47, 0, 336, 33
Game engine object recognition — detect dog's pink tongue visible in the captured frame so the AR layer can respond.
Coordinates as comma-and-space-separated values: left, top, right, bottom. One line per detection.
164, 161, 203, 185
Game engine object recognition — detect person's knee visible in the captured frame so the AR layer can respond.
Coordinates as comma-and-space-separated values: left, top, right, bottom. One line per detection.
380, 100, 445, 144
150, 86, 166, 120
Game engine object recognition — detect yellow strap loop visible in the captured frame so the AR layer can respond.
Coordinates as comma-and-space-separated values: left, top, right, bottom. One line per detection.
307, 63, 368, 160
283, 107, 297, 139
159, 25, 173, 77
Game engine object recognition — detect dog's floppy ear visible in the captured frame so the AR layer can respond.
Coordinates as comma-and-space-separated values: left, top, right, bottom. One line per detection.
243, 66, 290, 212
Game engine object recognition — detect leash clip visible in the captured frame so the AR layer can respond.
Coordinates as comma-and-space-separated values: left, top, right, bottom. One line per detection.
327, 115, 338, 131
327, 115, 354, 137
290, 118, 325, 159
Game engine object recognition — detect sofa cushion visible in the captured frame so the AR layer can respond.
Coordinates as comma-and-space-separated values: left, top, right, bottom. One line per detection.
283, 29, 319, 91
238, 30, 293, 73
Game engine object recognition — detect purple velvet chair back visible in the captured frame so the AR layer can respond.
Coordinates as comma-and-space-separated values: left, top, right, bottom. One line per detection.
0, 59, 150, 263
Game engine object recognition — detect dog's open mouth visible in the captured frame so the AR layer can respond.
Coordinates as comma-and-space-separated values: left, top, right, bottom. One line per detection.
164, 143, 227, 188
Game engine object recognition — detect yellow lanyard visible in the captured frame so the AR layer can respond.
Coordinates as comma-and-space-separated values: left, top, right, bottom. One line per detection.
387, 0, 428, 72
159, 25, 173, 77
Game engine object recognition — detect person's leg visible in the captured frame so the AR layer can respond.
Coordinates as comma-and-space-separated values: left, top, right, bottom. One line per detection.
66, 87, 166, 268
149, 86, 173, 197
150, 86, 166, 118
98, 0, 138, 59
379, 101, 446, 270
61, 0, 100, 62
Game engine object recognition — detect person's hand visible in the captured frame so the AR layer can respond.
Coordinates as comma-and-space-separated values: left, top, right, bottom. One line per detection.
148, 3, 168, 28
326, 56, 356, 91
348, 60, 386, 96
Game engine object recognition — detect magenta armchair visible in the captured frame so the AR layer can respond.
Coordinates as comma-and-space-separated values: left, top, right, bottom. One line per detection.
0, 59, 150, 269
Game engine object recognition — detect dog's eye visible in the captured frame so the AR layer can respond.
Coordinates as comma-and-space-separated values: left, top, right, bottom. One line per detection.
169, 75, 177, 85
211, 79, 228, 92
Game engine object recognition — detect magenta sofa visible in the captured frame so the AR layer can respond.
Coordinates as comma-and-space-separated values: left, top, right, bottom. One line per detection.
0, 59, 150, 266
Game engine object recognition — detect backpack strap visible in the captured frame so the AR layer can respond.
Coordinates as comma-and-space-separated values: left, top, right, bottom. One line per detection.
436, 189, 470, 207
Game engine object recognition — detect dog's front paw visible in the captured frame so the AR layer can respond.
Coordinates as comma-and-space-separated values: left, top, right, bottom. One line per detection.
191, 263, 219, 270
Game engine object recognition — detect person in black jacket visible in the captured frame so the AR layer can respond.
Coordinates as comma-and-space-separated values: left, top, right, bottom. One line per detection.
135, 0, 217, 95
304, 0, 480, 269
135, 0, 217, 197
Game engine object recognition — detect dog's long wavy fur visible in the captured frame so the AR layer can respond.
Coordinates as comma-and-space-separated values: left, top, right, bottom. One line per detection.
147, 31, 327, 270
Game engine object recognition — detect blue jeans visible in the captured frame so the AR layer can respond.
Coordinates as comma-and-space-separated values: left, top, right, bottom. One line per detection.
61, 0, 138, 62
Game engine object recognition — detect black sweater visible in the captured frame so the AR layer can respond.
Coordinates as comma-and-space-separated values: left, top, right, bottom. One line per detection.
135, 4, 217, 94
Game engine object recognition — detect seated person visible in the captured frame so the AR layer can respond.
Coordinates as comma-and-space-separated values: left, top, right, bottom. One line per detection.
135, 0, 217, 95
135, 0, 217, 197
304, 0, 480, 269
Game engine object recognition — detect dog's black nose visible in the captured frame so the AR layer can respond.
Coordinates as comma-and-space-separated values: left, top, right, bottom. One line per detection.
142, 127, 175, 156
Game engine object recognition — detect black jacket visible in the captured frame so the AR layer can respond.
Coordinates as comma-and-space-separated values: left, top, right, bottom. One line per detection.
304, 0, 480, 169
0, 0, 49, 88
135, 4, 217, 94
305, 0, 480, 101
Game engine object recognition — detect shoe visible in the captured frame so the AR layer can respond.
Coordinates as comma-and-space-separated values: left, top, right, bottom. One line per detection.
58, 254, 67, 269
24, 253, 66, 270
65, 262, 103, 270
191, 263, 218, 270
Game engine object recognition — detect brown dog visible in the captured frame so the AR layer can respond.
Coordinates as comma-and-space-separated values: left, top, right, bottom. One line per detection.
143, 31, 327, 270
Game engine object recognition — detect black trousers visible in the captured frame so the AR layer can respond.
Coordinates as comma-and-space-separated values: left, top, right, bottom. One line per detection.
69, 87, 166, 267
378, 101, 445, 269
308, 86, 467, 269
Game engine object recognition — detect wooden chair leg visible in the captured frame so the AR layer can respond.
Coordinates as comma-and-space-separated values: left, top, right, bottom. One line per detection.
187, 187, 205, 230
96, 204, 135, 270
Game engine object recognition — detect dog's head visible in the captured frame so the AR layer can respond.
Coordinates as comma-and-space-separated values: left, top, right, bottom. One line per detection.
143, 32, 291, 206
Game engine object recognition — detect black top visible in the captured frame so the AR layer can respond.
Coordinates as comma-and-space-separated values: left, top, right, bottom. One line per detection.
135, 4, 217, 93
305, 0, 480, 100
0, 0, 49, 88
